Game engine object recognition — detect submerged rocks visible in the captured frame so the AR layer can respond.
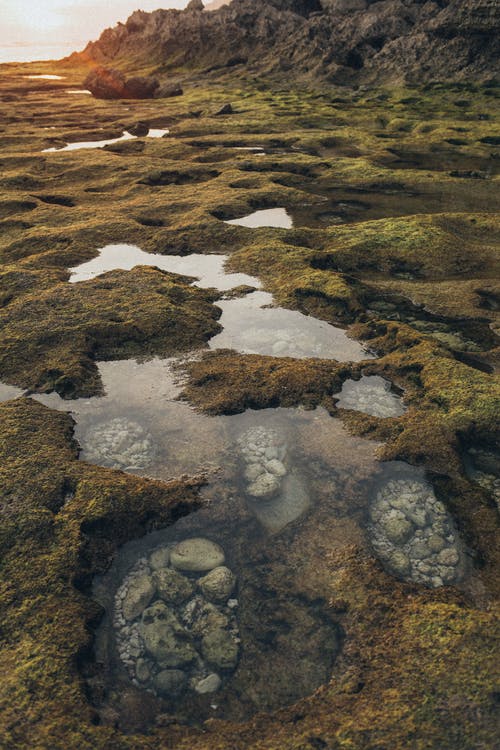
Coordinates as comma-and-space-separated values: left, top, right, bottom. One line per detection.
237, 425, 311, 532
113, 538, 239, 701
237, 426, 287, 501
334, 375, 406, 418
83, 417, 155, 470
369, 477, 464, 587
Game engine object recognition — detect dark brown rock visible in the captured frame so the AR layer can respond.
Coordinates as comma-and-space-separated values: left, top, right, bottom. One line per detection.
214, 103, 233, 115
79, 0, 500, 86
127, 121, 150, 136
83, 66, 159, 99
155, 82, 183, 98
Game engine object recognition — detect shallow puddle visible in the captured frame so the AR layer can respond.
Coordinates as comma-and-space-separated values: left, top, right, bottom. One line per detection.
43, 129, 169, 152
69, 247, 366, 361
209, 290, 372, 361
0, 382, 24, 401
224, 207, 293, 229
69, 245, 260, 289
334, 375, 406, 417
81, 396, 468, 731
66, 89, 91, 95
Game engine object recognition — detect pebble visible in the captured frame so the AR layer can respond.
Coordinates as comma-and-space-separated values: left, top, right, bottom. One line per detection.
170, 538, 225, 572
194, 673, 222, 694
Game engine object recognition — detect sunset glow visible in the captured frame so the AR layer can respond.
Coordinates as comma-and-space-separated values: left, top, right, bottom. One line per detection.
1, 1, 188, 56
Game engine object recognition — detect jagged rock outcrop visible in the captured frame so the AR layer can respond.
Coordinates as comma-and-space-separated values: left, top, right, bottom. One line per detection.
78, 0, 500, 85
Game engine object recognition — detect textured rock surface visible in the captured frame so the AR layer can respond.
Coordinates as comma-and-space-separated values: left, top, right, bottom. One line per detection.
113, 542, 239, 703
80, 0, 500, 85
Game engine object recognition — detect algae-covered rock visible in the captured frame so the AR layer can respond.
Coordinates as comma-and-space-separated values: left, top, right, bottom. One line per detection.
140, 601, 196, 666
153, 668, 187, 697
201, 626, 239, 670
198, 566, 236, 602
154, 568, 194, 604
121, 573, 156, 621
170, 538, 225, 572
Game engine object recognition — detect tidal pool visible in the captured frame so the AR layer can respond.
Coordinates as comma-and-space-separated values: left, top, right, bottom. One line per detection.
69, 245, 260, 289
209, 290, 372, 361
66, 89, 92, 95
333, 375, 406, 417
75, 380, 467, 731
43, 129, 169, 152
69, 247, 367, 362
224, 207, 293, 229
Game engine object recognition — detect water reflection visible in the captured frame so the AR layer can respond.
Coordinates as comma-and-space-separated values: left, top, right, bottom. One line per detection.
69, 245, 260, 289
43, 129, 169, 152
210, 291, 372, 361
225, 208, 293, 229
0, 382, 24, 402
334, 375, 406, 417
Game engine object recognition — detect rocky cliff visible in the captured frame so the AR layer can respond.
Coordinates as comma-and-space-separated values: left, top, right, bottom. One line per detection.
79, 0, 499, 85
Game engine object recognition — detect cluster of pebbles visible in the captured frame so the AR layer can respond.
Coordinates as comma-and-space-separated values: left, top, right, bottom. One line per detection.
236, 425, 310, 533
334, 376, 406, 418
83, 417, 155, 471
369, 478, 464, 587
237, 426, 288, 500
113, 538, 240, 699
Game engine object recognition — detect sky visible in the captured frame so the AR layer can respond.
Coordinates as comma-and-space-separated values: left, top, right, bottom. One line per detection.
1, 1, 190, 50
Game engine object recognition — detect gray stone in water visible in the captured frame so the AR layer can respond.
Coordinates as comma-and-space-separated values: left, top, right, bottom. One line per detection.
122, 573, 156, 621
154, 669, 187, 698
250, 473, 311, 534
141, 601, 197, 667
201, 627, 239, 670
194, 672, 222, 694
265, 458, 287, 477
381, 514, 414, 545
154, 568, 194, 605
247, 471, 281, 499
170, 538, 225, 572
198, 566, 236, 603
149, 546, 171, 570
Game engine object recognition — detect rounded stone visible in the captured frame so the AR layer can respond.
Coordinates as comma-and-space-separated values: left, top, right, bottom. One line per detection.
154, 669, 187, 698
121, 573, 156, 622
194, 672, 222, 694
140, 601, 197, 667
154, 568, 194, 604
198, 566, 236, 603
427, 534, 446, 553
201, 627, 239, 670
382, 515, 414, 545
247, 471, 281, 499
388, 549, 411, 576
149, 546, 171, 570
265, 459, 287, 477
437, 547, 460, 566
170, 538, 225, 572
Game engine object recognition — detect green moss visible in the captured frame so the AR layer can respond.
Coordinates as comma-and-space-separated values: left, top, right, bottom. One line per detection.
0, 267, 221, 396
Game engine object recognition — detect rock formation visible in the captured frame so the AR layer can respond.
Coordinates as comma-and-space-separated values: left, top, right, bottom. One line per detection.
78, 0, 500, 85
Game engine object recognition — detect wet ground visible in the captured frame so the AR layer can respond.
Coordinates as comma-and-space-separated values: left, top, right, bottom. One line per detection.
0, 62, 498, 749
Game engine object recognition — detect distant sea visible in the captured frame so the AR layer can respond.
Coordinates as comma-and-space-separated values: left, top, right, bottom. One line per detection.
0, 42, 81, 64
